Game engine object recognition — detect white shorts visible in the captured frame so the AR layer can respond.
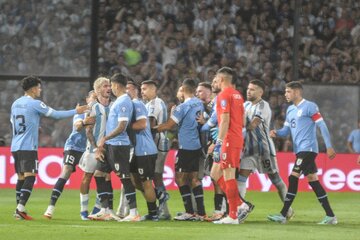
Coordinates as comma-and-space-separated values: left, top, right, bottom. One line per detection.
240, 154, 279, 174
79, 151, 98, 173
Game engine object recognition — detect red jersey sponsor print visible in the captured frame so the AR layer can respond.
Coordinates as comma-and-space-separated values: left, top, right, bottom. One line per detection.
216, 87, 244, 148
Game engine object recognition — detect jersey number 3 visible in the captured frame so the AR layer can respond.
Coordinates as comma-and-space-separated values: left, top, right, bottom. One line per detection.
13, 115, 26, 135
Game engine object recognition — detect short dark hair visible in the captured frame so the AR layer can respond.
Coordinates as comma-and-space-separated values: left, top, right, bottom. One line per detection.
182, 78, 197, 94
286, 81, 303, 90
249, 79, 266, 91
127, 80, 140, 91
198, 82, 212, 91
141, 80, 158, 88
217, 67, 235, 83
110, 73, 128, 87
21, 76, 41, 91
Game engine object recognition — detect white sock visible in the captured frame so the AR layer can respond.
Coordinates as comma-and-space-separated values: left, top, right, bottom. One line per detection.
80, 193, 89, 212
129, 208, 138, 216
17, 204, 25, 212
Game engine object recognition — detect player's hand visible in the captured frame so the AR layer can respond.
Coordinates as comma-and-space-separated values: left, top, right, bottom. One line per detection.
210, 128, 219, 140
326, 147, 336, 160
95, 146, 105, 162
196, 114, 206, 125
269, 130, 277, 138
357, 155, 360, 165
207, 143, 215, 154
83, 116, 96, 126
213, 139, 223, 163
75, 104, 90, 114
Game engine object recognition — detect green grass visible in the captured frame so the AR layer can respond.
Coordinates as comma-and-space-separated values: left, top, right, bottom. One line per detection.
0, 189, 359, 240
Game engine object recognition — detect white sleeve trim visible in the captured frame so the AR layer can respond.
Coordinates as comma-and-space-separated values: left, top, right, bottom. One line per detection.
45, 108, 54, 117
118, 117, 129, 122
136, 115, 147, 121
171, 115, 179, 124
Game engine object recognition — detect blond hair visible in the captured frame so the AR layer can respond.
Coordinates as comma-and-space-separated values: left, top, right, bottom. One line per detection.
93, 77, 110, 95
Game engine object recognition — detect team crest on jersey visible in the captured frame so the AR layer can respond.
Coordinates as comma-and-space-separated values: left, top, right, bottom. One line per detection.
138, 168, 144, 175
297, 109, 303, 117
40, 102, 47, 108
121, 107, 126, 112
222, 153, 227, 160
221, 100, 227, 109
115, 163, 120, 171
136, 107, 141, 112
296, 158, 303, 166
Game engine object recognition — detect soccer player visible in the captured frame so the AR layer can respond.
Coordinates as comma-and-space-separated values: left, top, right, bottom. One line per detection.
78, 77, 112, 220
268, 81, 337, 225
197, 80, 226, 221
156, 78, 207, 221
237, 79, 293, 219
210, 67, 246, 224
347, 119, 360, 153
11, 76, 88, 220
126, 81, 159, 221
88, 73, 140, 222
140, 80, 171, 219
43, 91, 96, 219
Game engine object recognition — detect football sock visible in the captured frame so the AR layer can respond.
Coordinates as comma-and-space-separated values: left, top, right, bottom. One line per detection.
50, 178, 67, 206
15, 179, 25, 204
147, 201, 157, 216
269, 172, 287, 202
105, 180, 113, 209
179, 185, 194, 214
225, 179, 241, 219
237, 174, 247, 198
155, 186, 166, 199
214, 193, 224, 211
94, 176, 109, 208
309, 180, 335, 217
216, 176, 227, 193
19, 176, 36, 206
280, 175, 298, 217
80, 193, 89, 212
121, 178, 137, 210
192, 185, 206, 216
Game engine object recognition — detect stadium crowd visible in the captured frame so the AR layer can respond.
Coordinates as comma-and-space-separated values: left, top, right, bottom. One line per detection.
1, 0, 360, 152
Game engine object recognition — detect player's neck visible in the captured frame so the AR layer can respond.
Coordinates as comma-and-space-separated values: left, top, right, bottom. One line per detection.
293, 97, 303, 106
98, 96, 110, 106
24, 92, 36, 99
251, 98, 262, 105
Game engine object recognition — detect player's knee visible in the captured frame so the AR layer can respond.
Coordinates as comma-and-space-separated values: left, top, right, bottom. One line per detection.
237, 174, 248, 183
268, 172, 282, 185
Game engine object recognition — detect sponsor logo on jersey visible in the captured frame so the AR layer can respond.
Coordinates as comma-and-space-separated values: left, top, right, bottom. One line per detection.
222, 153, 227, 160
115, 163, 120, 171
297, 109, 303, 117
121, 107, 126, 112
221, 100, 227, 109
296, 158, 303, 166
138, 168, 144, 175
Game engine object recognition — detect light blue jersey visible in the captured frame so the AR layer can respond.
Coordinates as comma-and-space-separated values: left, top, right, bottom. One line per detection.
64, 114, 87, 152
347, 128, 360, 153
86, 101, 111, 153
105, 94, 133, 146
133, 99, 158, 156
171, 97, 204, 150
10, 96, 76, 151
277, 99, 332, 154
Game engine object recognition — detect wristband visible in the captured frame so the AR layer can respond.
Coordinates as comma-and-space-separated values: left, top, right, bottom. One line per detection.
216, 139, 223, 145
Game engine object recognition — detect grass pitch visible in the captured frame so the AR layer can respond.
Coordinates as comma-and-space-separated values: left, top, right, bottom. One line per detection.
0, 189, 359, 240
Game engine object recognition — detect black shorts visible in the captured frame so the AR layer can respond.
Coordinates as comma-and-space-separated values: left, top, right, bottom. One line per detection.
12, 150, 38, 174
63, 150, 83, 172
175, 148, 202, 173
98, 144, 131, 178
130, 154, 157, 181
292, 151, 318, 176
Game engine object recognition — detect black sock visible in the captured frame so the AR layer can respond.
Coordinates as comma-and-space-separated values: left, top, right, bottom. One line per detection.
50, 178, 67, 206
179, 185, 194, 214
19, 176, 36, 206
193, 185, 206, 216
309, 180, 335, 217
94, 176, 109, 208
121, 178, 137, 209
147, 201, 157, 216
16, 179, 25, 204
105, 180, 113, 209
280, 175, 298, 217
214, 194, 224, 211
